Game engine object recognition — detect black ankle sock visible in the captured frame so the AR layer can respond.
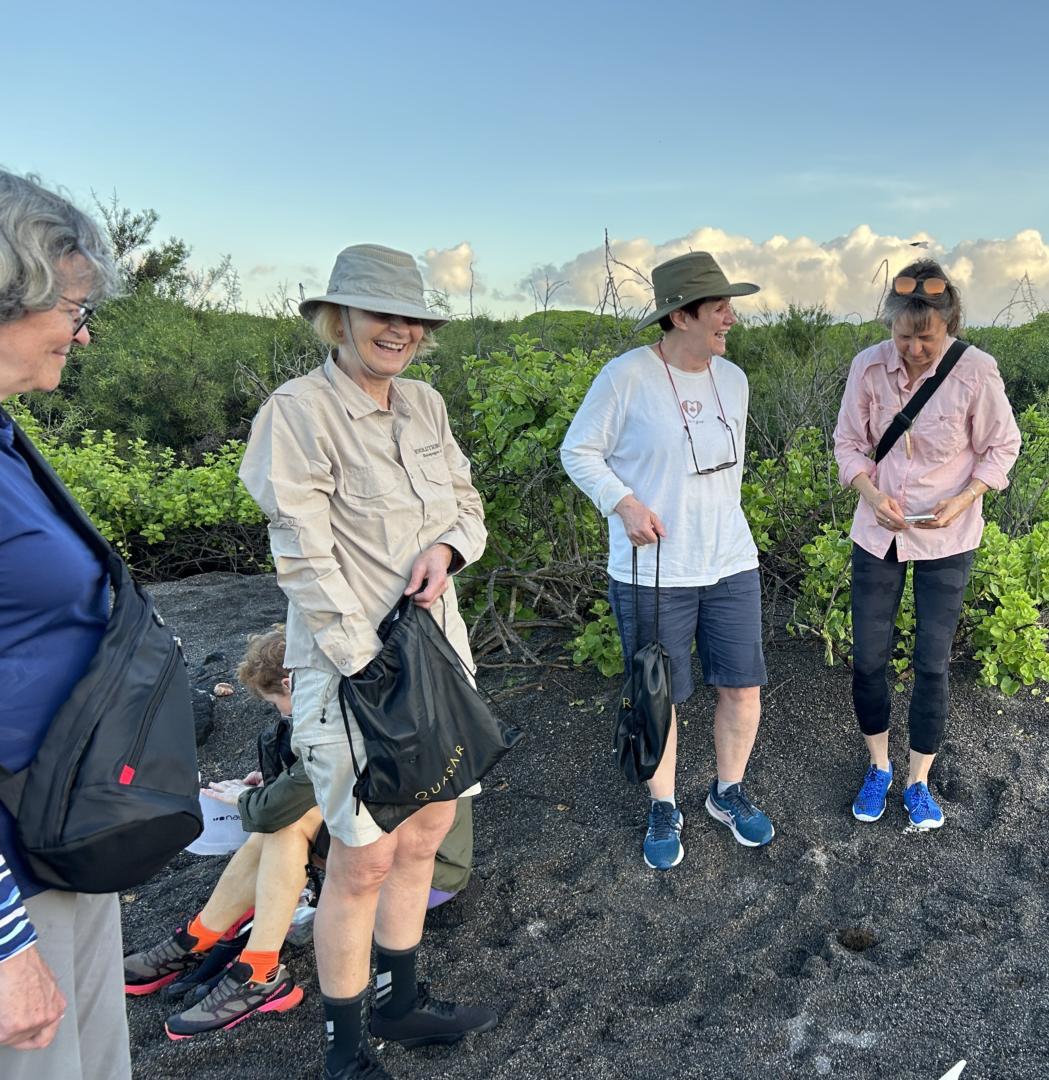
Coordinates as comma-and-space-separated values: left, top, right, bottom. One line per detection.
323, 988, 366, 1072
374, 943, 418, 1020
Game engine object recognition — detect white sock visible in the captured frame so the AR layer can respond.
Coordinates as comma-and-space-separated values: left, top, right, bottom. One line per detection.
716, 779, 739, 796
651, 795, 676, 808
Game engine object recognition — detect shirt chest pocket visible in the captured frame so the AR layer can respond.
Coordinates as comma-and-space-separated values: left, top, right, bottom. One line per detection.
917, 410, 969, 463
337, 465, 399, 502
417, 456, 457, 518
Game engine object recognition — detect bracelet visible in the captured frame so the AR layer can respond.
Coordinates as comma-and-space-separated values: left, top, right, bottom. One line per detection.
968, 485, 980, 501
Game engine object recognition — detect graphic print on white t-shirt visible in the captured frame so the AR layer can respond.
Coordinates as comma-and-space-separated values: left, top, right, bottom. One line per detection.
670, 368, 736, 473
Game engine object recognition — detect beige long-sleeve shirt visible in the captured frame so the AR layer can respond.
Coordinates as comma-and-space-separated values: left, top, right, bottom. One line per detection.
240, 355, 486, 676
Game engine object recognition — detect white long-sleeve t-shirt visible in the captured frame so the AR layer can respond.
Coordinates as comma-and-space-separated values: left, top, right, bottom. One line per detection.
561, 345, 758, 587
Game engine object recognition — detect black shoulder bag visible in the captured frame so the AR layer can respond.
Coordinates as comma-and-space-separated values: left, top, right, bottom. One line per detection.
874, 339, 969, 462
612, 541, 672, 784
338, 595, 524, 833
0, 415, 202, 892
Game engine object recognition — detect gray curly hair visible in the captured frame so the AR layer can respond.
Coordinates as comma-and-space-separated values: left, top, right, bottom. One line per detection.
0, 169, 119, 324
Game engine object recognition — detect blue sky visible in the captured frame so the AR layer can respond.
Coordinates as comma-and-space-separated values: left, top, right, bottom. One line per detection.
6, 0, 1049, 321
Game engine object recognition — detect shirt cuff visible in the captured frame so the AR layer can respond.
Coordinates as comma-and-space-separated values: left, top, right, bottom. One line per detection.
971, 466, 1008, 492
595, 480, 633, 518
839, 459, 876, 489
434, 527, 481, 570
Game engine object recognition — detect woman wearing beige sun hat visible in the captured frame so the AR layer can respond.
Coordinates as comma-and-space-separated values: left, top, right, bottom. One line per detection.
240, 244, 496, 1079
562, 250, 775, 872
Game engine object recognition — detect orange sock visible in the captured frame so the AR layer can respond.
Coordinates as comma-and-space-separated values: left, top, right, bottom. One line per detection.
239, 948, 281, 984
186, 913, 225, 954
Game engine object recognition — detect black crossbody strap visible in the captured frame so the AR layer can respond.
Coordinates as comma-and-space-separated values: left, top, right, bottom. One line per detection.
874, 339, 969, 464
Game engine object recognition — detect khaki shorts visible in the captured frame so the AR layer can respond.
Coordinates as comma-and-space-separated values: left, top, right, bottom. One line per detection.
290, 666, 479, 847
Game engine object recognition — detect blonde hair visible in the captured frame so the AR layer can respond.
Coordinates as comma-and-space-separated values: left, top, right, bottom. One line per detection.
236, 626, 288, 699
309, 301, 438, 358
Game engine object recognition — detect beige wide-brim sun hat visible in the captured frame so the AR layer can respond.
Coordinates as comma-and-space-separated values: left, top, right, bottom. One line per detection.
299, 243, 449, 328
635, 251, 760, 332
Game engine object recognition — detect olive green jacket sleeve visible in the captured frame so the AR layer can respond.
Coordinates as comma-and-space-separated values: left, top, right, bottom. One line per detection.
238, 757, 317, 834
431, 797, 474, 894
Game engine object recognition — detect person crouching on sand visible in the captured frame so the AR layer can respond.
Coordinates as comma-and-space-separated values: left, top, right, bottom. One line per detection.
561, 251, 775, 872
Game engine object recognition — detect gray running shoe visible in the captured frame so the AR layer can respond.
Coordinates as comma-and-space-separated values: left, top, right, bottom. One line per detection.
164, 961, 303, 1039
124, 927, 200, 996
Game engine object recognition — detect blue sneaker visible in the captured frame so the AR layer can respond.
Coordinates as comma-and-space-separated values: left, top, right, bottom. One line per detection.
643, 801, 684, 870
852, 763, 893, 822
903, 782, 944, 829
705, 782, 774, 847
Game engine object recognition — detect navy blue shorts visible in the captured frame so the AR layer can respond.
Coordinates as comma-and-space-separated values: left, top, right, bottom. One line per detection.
609, 568, 767, 703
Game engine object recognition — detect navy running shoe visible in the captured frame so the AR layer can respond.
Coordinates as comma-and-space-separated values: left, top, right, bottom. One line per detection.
643, 801, 684, 870
705, 781, 774, 847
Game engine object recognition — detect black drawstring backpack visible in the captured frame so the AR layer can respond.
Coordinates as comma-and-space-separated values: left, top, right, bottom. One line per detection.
0, 413, 202, 892
613, 542, 672, 784
338, 594, 524, 832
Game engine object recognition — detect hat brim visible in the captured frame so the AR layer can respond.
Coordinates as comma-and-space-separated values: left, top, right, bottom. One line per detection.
634, 281, 760, 332
299, 292, 449, 329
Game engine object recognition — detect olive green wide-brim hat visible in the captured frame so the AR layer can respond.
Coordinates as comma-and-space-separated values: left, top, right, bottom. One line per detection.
635, 251, 760, 332
299, 243, 449, 328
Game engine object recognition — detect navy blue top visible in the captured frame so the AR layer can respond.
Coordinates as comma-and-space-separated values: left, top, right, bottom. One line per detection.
0, 409, 109, 900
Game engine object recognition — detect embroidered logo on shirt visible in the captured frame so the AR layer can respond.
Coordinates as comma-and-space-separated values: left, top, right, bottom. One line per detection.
682, 400, 702, 420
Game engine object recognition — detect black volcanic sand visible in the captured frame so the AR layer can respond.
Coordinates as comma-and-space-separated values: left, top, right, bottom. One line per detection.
124, 572, 1049, 1080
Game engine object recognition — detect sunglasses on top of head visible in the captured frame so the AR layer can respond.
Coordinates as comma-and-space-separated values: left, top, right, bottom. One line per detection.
892, 276, 947, 298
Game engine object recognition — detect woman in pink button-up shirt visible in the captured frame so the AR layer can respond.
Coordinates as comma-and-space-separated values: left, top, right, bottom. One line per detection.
833, 259, 1021, 832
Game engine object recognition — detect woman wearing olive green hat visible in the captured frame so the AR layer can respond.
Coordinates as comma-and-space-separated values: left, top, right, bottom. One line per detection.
561, 251, 774, 872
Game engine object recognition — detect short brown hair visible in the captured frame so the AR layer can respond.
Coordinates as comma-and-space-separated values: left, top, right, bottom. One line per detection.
236, 626, 288, 699
883, 258, 963, 336
657, 296, 726, 334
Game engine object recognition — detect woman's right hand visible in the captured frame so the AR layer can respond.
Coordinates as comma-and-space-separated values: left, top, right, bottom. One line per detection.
866, 490, 907, 531
614, 495, 667, 546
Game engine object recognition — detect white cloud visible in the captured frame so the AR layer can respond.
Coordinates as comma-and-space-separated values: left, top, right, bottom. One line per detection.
419, 241, 485, 296
518, 226, 1049, 325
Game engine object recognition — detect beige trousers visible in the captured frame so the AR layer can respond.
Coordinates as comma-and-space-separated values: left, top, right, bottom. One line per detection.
0, 890, 131, 1080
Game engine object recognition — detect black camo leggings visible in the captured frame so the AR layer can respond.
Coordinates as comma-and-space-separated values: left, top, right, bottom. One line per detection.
851, 541, 975, 755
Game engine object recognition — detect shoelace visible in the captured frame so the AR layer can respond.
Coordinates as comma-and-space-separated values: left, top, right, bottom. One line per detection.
908, 785, 931, 817
720, 785, 757, 820
414, 982, 458, 1019
139, 931, 193, 970
858, 766, 885, 808
648, 802, 677, 840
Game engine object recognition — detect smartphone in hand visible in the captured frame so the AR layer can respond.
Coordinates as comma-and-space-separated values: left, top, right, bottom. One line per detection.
904, 513, 937, 523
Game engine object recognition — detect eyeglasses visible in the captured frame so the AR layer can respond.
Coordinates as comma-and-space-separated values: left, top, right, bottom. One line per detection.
892, 275, 947, 298
60, 296, 95, 335
657, 344, 738, 475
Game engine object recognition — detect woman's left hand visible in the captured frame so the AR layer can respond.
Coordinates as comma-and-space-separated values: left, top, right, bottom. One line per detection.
202, 779, 250, 805
405, 544, 455, 609
916, 493, 972, 529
